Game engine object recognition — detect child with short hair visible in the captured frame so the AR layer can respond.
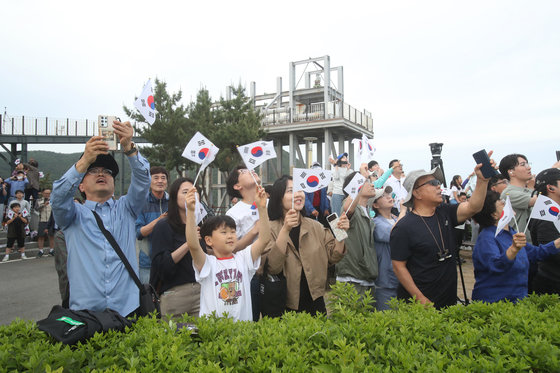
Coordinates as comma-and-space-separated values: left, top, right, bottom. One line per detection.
3, 202, 28, 261
185, 185, 271, 321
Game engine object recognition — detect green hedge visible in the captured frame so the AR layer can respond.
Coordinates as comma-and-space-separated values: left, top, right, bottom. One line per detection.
1, 283, 560, 372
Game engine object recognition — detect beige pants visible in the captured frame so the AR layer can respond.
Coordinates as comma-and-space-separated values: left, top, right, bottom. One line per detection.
160, 282, 201, 318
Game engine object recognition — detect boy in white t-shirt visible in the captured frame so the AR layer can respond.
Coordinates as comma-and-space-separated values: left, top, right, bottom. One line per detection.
185, 185, 271, 321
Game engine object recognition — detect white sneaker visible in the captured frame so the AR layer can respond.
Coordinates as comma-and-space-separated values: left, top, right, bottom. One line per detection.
2, 255, 8, 262
21, 253, 27, 260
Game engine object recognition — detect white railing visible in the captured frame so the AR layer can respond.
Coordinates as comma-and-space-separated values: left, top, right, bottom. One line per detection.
261, 101, 373, 131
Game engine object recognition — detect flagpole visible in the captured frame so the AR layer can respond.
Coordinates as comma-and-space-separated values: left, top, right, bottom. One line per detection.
193, 167, 202, 187
522, 217, 531, 235
250, 170, 260, 187
344, 197, 357, 217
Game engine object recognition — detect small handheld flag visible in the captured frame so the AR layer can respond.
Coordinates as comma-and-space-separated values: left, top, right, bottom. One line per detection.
238, 140, 277, 170
292, 168, 332, 194
182, 132, 220, 185
351, 134, 375, 164
343, 173, 366, 215
496, 195, 517, 237
134, 79, 156, 125
525, 194, 560, 233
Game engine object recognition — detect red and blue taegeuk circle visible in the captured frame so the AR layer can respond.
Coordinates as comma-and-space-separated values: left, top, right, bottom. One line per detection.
198, 148, 209, 160
251, 146, 263, 157
306, 175, 319, 187
147, 95, 155, 110
549, 206, 560, 217
251, 203, 257, 210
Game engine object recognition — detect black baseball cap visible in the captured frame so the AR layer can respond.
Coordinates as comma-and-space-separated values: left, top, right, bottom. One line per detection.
82, 153, 119, 178
535, 168, 560, 192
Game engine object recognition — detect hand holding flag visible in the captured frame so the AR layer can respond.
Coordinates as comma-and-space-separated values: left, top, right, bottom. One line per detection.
134, 79, 156, 125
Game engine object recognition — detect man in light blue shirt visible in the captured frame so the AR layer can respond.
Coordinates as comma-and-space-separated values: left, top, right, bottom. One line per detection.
51, 120, 150, 317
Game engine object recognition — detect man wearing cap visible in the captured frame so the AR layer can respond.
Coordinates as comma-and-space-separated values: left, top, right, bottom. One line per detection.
383, 159, 407, 213
51, 121, 150, 317
390, 157, 493, 309
529, 168, 560, 295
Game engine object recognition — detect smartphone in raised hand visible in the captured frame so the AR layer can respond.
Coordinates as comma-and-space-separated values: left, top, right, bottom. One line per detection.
98, 115, 119, 151
472, 149, 497, 179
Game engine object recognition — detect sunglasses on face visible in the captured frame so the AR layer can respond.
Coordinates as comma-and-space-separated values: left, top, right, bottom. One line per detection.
414, 179, 441, 189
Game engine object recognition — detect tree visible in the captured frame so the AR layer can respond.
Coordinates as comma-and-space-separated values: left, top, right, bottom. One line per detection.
212, 85, 265, 173
124, 79, 192, 175
125, 81, 265, 204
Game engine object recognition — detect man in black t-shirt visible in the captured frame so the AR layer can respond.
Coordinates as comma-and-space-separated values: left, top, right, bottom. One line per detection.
391, 160, 493, 309
530, 168, 560, 295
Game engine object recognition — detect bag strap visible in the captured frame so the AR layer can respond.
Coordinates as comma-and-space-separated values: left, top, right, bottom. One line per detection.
91, 210, 145, 294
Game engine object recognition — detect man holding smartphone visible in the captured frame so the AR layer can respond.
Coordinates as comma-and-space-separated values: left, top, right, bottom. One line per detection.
390, 155, 494, 309
51, 120, 150, 317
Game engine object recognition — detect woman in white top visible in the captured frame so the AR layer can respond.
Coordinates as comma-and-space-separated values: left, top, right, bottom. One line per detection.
449, 175, 463, 204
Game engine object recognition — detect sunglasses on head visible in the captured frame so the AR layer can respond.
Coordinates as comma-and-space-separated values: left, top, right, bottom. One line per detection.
415, 179, 441, 189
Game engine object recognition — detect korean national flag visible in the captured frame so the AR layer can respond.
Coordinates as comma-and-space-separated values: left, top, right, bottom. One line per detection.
343, 172, 366, 201
352, 134, 375, 163
134, 79, 156, 125
238, 140, 277, 170
529, 194, 560, 232
181, 132, 220, 172
496, 196, 516, 237
292, 168, 332, 193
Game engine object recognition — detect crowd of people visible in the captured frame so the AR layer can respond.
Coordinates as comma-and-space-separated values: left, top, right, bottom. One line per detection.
0, 160, 60, 262
7, 124, 560, 322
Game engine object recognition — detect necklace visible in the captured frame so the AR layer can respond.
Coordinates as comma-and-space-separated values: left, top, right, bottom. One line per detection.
415, 211, 451, 261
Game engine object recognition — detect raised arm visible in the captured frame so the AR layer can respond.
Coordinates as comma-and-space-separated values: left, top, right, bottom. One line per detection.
457, 151, 494, 222
112, 120, 150, 217
250, 186, 272, 262
185, 187, 206, 272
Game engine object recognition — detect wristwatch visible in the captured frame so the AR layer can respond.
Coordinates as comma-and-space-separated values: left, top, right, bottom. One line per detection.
124, 142, 137, 156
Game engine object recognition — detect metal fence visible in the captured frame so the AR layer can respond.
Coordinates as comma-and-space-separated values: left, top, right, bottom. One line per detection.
261, 101, 373, 131
0, 115, 147, 137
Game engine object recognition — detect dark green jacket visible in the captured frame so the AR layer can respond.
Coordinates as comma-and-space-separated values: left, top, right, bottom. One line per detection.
335, 205, 378, 282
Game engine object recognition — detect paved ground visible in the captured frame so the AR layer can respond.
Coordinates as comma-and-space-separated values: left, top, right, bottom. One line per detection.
0, 255, 61, 325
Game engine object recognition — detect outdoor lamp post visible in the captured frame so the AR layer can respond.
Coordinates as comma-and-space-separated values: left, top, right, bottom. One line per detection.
429, 142, 447, 188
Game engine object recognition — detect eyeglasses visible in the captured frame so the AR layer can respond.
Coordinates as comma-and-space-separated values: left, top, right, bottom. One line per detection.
414, 179, 441, 189
239, 169, 257, 175
517, 162, 532, 168
491, 180, 509, 187
87, 168, 113, 176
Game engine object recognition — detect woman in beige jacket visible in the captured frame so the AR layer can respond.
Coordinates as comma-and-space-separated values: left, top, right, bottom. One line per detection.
265, 175, 348, 315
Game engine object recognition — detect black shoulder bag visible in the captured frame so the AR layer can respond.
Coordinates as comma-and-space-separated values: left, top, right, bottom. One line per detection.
259, 257, 286, 318
92, 211, 160, 318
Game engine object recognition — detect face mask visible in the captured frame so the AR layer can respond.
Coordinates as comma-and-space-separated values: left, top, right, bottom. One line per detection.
17, 176, 23, 180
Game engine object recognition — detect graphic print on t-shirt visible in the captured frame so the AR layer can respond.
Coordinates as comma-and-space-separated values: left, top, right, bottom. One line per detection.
215, 267, 243, 306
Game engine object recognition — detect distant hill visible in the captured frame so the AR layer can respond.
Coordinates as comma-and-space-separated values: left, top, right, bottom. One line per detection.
0, 151, 132, 196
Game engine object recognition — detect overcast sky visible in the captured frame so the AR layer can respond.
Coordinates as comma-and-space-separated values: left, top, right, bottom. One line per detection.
2, 0, 559, 181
